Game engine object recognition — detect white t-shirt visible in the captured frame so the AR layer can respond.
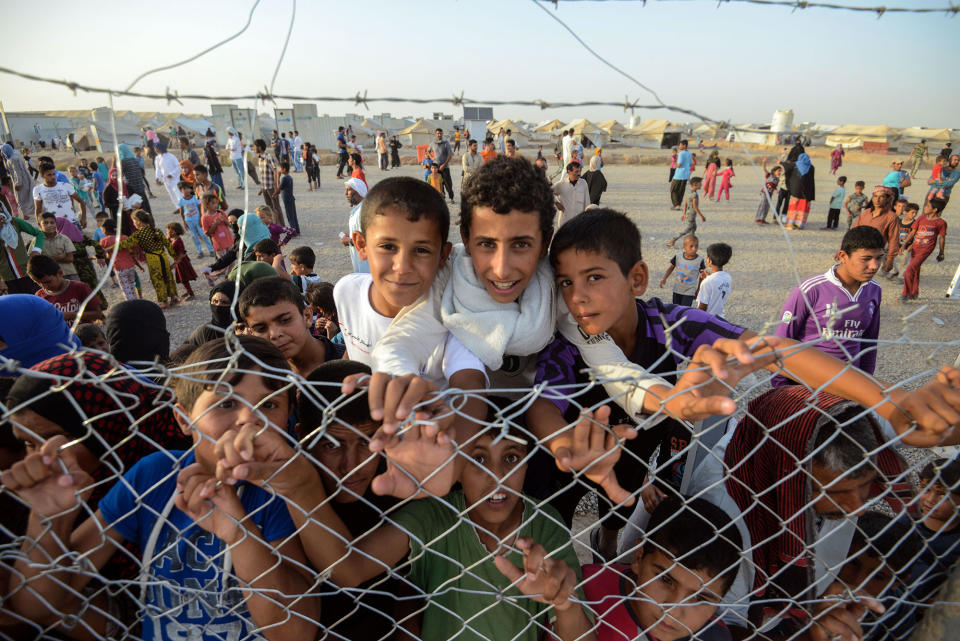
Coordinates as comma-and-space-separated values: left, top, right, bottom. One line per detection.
33, 182, 78, 223
226, 136, 243, 160
333, 273, 484, 387
695, 270, 732, 318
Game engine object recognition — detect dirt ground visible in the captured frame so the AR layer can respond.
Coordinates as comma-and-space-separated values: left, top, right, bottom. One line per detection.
32, 142, 960, 567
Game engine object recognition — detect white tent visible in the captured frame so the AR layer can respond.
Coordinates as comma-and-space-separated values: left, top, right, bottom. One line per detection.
486, 119, 531, 148
621, 120, 682, 148
563, 118, 608, 148
398, 119, 437, 147
825, 124, 898, 150
896, 127, 952, 152
596, 119, 626, 142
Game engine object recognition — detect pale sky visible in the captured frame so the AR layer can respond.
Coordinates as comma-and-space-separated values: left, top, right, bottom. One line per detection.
1, 0, 957, 128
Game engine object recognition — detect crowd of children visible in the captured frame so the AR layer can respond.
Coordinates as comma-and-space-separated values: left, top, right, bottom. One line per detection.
1, 145, 959, 641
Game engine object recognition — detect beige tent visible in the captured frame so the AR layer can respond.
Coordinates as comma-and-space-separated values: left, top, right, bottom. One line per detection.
596, 119, 626, 141
486, 119, 531, 147
397, 119, 436, 146
824, 124, 898, 149
532, 118, 564, 141
621, 119, 683, 148
897, 127, 952, 152
563, 118, 608, 148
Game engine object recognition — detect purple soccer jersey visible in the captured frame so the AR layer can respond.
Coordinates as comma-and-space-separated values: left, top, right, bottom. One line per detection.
774, 267, 882, 382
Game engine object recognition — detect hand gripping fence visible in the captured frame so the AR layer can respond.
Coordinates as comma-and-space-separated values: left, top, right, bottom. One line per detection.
0, 326, 958, 641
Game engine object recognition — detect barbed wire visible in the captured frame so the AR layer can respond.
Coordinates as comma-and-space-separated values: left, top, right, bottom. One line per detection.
552, 0, 960, 17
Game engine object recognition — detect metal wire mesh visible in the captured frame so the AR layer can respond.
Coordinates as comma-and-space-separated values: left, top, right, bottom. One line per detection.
0, 327, 957, 641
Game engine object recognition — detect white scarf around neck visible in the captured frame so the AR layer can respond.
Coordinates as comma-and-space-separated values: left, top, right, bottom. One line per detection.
440, 244, 556, 371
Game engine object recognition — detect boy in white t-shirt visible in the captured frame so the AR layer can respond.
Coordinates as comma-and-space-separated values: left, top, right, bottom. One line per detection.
32, 162, 87, 227
334, 176, 487, 393
696, 242, 733, 319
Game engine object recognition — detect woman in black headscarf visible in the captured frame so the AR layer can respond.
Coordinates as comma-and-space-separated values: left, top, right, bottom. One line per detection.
176, 281, 237, 358
104, 299, 170, 366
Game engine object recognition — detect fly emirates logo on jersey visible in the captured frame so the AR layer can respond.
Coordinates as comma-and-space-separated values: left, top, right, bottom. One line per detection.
819, 300, 876, 340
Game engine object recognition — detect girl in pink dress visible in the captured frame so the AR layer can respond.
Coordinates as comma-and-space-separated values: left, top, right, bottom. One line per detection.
717, 159, 735, 201
830, 145, 844, 175
702, 151, 720, 199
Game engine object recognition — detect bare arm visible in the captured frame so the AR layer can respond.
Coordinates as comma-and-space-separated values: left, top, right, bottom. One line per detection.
659, 264, 675, 288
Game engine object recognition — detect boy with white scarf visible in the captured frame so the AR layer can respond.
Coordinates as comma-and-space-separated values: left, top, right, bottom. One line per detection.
356, 157, 771, 436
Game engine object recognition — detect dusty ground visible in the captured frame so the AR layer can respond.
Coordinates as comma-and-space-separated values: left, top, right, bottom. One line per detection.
79, 149, 956, 377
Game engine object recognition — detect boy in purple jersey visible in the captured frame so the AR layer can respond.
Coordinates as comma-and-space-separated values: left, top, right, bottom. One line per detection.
773, 226, 885, 386
527, 208, 960, 562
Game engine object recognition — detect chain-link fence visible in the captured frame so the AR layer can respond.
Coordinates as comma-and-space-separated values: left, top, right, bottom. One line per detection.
0, 325, 958, 641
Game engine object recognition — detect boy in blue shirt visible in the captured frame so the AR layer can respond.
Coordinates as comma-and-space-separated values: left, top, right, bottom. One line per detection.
175, 181, 213, 257
3, 336, 318, 641
823, 175, 847, 229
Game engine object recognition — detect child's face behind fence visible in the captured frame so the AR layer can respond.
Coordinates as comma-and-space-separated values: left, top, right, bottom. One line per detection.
176, 369, 291, 471
921, 479, 959, 522
356, 206, 451, 317
306, 420, 380, 503
554, 248, 646, 338
244, 299, 313, 360
836, 550, 898, 599
10, 409, 100, 477
461, 432, 528, 529
630, 547, 725, 641
462, 207, 547, 304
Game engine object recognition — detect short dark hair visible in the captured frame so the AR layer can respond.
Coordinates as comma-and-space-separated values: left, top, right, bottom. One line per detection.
468, 139, 477, 145
460, 156, 555, 244
837, 175, 847, 183
177, 181, 192, 190
95, 211, 108, 220
706, 242, 732, 268
175, 336, 292, 413
280, 162, 290, 172
690, 176, 703, 186
254, 139, 267, 151
39, 162, 56, 174
238, 276, 306, 320
166, 221, 185, 236
565, 161, 581, 172
506, 139, 516, 146
847, 512, 921, 577
102, 218, 117, 234
193, 164, 207, 174
679, 139, 688, 146
202, 192, 220, 204
297, 360, 375, 439
840, 226, 885, 255
919, 457, 960, 493
253, 238, 280, 256
304, 282, 335, 315
289, 246, 316, 269
360, 176, 450, 243
550, 208, 641, 276
644, 496, 743, 593
39, 212, 56, 221
75, 323, 105, 348
904, 202, 920, 213
929, 197, 947, 214
812, 405, 879, 478
27, 254, 61, 279
855, 180, 866, 188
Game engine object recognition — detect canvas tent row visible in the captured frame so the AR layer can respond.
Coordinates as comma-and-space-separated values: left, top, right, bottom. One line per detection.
532, 119, 564, 141
563, 119, 608, 148
596, 120, 626, 141
824, 124, 898, 150
621, 119, 683, 148
896, 127, 953, 152
398, 119, 438, 146
486, 119, 531, 147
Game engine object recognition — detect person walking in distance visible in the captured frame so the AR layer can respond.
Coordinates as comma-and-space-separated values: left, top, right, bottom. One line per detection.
254, 139, 284, 225
431, 128, 456, 204
669, 140, 692, 210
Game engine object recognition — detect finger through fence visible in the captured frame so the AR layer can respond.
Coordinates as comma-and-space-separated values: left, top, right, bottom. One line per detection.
0, 328, 957, 641
1, 2, 958, 640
